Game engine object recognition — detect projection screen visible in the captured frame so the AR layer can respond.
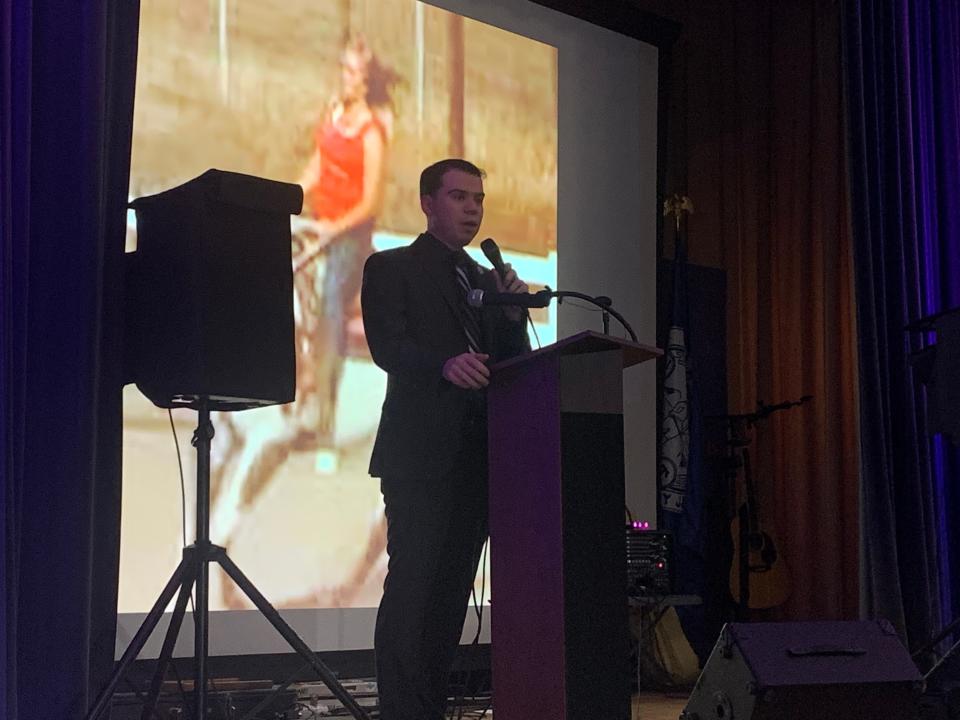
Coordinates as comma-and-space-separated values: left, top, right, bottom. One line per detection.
118, 0, 659, 657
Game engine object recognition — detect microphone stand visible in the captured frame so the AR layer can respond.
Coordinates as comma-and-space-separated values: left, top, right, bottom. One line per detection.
547, 289, 638, 342
472, 286, 638, 342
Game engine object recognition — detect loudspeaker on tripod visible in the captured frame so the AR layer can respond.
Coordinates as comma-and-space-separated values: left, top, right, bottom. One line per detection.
681, 620, 922, 720
124, 168, 302, 410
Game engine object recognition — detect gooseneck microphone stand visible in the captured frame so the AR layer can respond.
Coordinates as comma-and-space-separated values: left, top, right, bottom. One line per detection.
469, 285, 638, 343
534, 288, 639, 342
86, 398, 370, 720
476, 287, 638, 342
549, 290, 638, 342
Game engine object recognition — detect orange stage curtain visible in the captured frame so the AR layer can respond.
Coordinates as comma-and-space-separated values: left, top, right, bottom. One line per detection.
653, 0, 859, 619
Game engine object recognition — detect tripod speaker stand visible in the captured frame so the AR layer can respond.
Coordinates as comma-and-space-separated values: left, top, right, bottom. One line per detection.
86, 401, 370, 720
86, 170, 369, 720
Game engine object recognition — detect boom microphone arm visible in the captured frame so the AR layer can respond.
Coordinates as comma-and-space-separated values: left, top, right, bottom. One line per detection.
468, 287, 638, 342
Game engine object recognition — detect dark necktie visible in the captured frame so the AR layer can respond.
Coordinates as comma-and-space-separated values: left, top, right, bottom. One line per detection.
454, 259, 483, 353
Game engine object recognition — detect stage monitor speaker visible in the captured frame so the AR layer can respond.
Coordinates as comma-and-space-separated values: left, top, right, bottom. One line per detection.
125, 169, 302, 411
681, 620, 922, 720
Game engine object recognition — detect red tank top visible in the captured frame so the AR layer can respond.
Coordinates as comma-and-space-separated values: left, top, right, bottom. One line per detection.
310, 114, 385, 221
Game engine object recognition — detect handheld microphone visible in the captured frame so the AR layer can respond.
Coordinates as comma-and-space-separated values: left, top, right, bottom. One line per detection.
478, 238, 541, 321
480, 238, 507, 279
467, 288, 551, 309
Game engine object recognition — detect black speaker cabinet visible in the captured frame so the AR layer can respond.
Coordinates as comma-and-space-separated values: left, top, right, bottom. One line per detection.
682, 620, 922, 720
125, 169, 302, 410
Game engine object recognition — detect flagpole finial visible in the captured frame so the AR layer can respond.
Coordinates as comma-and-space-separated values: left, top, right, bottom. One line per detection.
664, 194, 694, 234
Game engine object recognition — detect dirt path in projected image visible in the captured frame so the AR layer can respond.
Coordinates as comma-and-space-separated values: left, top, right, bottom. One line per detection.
215, 428, 386, 611
120, 417, 386, 612
119, 359, 492, 614
118, 367, 388, 613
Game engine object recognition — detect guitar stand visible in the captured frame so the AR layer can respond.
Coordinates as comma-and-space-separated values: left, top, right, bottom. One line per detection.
85, 401, 370, 720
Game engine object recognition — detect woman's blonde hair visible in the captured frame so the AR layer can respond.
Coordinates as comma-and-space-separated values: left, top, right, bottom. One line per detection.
341, 32, 401, 110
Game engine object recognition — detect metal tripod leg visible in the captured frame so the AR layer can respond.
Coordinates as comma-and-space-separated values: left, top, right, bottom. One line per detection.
926, 633, 960, 683
86, 401, 369, 720
85, 558, 191, 720
237, 660, 313, 720
217, 548, 372, 720
140, 552, 198, 720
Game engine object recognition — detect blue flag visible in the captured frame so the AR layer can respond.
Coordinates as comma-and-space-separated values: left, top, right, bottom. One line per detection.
658, 223, 710, 658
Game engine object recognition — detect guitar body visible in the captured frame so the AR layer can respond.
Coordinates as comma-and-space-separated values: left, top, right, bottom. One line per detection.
729, 514, 791, 609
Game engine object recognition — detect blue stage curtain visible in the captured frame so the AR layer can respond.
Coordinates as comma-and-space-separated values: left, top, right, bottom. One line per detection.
1, 1, 139, 716
843, 0, 960, 651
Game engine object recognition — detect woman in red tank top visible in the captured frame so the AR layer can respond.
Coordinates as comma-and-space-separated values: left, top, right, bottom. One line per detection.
295, 35, 399, 454
210, 38, 401, 609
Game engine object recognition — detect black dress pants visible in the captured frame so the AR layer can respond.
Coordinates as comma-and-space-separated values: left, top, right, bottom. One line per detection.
374, 449, 488, 720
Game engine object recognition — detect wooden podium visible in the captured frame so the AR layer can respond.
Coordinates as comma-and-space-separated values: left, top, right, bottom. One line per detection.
487, 330, 661, 720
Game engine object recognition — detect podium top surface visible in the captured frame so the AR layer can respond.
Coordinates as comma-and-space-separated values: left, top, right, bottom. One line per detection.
491, 330, 661, 373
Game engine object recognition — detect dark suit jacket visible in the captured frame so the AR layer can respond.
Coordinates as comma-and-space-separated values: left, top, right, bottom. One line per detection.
361, 233, 531, 479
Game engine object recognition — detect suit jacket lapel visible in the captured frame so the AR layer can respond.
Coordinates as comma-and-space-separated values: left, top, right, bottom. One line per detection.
410, 234, 470, 332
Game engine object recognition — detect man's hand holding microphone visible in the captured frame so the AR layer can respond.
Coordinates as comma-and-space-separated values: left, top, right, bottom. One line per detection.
443, 238, 528, 390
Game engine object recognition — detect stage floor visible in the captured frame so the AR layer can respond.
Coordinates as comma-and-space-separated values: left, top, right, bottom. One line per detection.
111, 689, 690, 718
446, 692, 689, 719
633, 691, 689, 719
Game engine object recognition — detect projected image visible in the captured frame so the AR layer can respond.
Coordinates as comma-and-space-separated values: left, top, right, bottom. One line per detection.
120, 0, 558, 613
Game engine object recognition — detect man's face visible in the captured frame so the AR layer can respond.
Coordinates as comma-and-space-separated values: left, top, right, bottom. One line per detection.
421, 169, 484, 249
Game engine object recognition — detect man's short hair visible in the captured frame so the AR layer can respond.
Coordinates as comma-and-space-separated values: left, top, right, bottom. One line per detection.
419, 159, 485, 197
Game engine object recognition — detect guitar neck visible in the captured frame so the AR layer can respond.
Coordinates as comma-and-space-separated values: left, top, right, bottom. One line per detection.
741, 448, 762, 531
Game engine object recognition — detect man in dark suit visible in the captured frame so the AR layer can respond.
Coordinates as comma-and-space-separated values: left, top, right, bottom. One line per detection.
361, 158, 530, 720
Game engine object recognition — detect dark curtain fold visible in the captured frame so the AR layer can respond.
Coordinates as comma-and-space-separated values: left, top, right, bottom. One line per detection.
1, 1, 139, 717
843, 0, 960, 651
